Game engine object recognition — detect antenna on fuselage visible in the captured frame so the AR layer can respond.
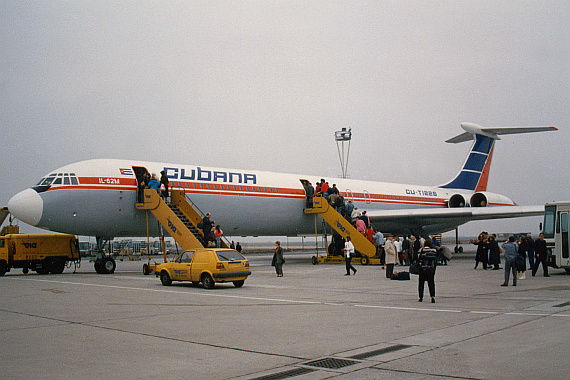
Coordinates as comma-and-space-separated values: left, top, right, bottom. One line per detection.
335, 127, 352, 179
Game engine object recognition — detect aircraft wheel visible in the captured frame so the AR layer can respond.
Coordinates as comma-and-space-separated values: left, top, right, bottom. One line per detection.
160, 270, 172, 286
22, 267, 29, 274
459, 246, 463, 253
312, 256, 318, 265
142, 263, 150, 275
565, 268, 570, 274
202, 273, 215, 289
361, 256, 369, 266
103, 257, 116, 274
233, 280, 245, 288
454, 246, 459, 253
94, 260, 104, 274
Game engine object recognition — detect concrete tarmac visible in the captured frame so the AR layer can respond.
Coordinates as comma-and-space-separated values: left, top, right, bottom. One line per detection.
1, 248, 569, 379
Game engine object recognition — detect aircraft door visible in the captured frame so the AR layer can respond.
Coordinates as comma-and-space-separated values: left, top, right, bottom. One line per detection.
560, 212, 569, 260
299, 179, 314, 207
132, 166, 150, 203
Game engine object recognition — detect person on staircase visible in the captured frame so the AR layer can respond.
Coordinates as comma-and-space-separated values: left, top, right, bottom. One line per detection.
148, 174, 160, 194
201, 213, 214, 247
214, 225, 223, 248
160, 170, 169, 200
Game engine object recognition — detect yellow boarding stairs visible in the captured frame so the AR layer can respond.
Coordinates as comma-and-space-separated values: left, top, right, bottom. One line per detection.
304, 195, 378, 265
137, 188, 228, 274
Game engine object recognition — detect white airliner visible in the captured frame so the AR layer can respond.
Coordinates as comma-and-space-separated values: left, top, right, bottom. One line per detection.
7, 123, 556, 246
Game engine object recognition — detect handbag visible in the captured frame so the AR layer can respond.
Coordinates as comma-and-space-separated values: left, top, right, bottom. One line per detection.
515, 255, 526, 271
409, 261, 421, 275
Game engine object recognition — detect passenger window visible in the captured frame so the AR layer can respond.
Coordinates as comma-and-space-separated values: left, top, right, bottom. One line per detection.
64, 176, 70, 185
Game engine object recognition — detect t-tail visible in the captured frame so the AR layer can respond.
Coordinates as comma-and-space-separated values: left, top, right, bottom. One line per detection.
439, 123, 557, 192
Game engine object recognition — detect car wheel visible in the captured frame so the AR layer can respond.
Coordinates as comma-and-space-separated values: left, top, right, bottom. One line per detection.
312, 256, 318, 265
361, 256, 369, 265
142, 263, 150, 275
160, 271, 172, 286
202, 273, 215, 289
233, 280, 245, 288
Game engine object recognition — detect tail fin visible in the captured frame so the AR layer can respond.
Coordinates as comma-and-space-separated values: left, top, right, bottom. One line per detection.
439, 123, 557, 191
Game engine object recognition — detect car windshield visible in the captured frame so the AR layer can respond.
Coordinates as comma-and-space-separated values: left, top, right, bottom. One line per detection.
216, 250, 245, 261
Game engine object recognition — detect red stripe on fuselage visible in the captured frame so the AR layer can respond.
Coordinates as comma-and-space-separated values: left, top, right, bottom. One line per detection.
45, 177, 449, 207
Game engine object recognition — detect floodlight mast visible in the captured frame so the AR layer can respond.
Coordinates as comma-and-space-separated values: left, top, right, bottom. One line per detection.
335, 127, 352, 179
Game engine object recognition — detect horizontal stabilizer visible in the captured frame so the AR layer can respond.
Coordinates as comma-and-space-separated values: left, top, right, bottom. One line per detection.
446, 124, 558, 144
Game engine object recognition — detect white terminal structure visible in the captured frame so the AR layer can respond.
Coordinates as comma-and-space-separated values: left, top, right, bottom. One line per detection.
335, 127, 352, 179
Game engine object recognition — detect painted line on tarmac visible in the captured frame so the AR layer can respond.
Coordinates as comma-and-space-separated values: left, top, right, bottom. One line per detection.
9, 277, 321, 305
355, 304, 462, 313
9, 277, 570, 318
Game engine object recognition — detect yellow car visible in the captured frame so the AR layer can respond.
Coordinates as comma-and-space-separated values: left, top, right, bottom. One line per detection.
155, 248, 250, 288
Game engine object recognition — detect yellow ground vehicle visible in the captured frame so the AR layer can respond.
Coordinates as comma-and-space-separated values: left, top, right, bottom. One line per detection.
0, 229, 80, 275
155, 248, 250, 288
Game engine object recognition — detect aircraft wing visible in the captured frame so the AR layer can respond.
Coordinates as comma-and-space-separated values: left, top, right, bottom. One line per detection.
365, 205, 544, 235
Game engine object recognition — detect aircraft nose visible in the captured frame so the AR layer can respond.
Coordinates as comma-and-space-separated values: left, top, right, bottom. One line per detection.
8, 188, 43, 226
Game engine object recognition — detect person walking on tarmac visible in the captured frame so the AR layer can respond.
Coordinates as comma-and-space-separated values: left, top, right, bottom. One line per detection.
272, 241, 284, 277
343, 236, 357, 276
532, 233, 550, 277
384, 234, 397, 278
417, 239, 438, 303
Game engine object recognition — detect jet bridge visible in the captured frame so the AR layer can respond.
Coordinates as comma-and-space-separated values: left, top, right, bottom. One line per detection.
136, 189, 227, 251
304, 195, 377, 264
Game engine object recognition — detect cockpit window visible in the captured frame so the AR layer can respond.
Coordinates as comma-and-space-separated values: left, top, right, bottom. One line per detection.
33, 173, 79, 193
37, 175, 56, 187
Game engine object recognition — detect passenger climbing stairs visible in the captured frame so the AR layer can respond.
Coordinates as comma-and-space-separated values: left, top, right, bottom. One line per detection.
304, 195, 377, 264
136, 189, 227, 251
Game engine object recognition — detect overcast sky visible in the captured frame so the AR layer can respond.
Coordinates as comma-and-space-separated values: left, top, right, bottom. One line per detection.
1, 1, 568, 237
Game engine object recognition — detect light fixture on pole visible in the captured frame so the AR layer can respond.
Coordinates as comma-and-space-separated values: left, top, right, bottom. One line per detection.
334, 127, 352, 179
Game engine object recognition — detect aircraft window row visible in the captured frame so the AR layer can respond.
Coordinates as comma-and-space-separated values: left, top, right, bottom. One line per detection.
340, 192, 436, 203
36, 173, 78, 187
172, 181, 279, 194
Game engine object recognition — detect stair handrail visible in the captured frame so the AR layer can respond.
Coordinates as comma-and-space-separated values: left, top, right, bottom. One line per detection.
183, 191, 234, 250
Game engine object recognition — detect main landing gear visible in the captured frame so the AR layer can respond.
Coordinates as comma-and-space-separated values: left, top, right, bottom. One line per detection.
93, 237, 116, 274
